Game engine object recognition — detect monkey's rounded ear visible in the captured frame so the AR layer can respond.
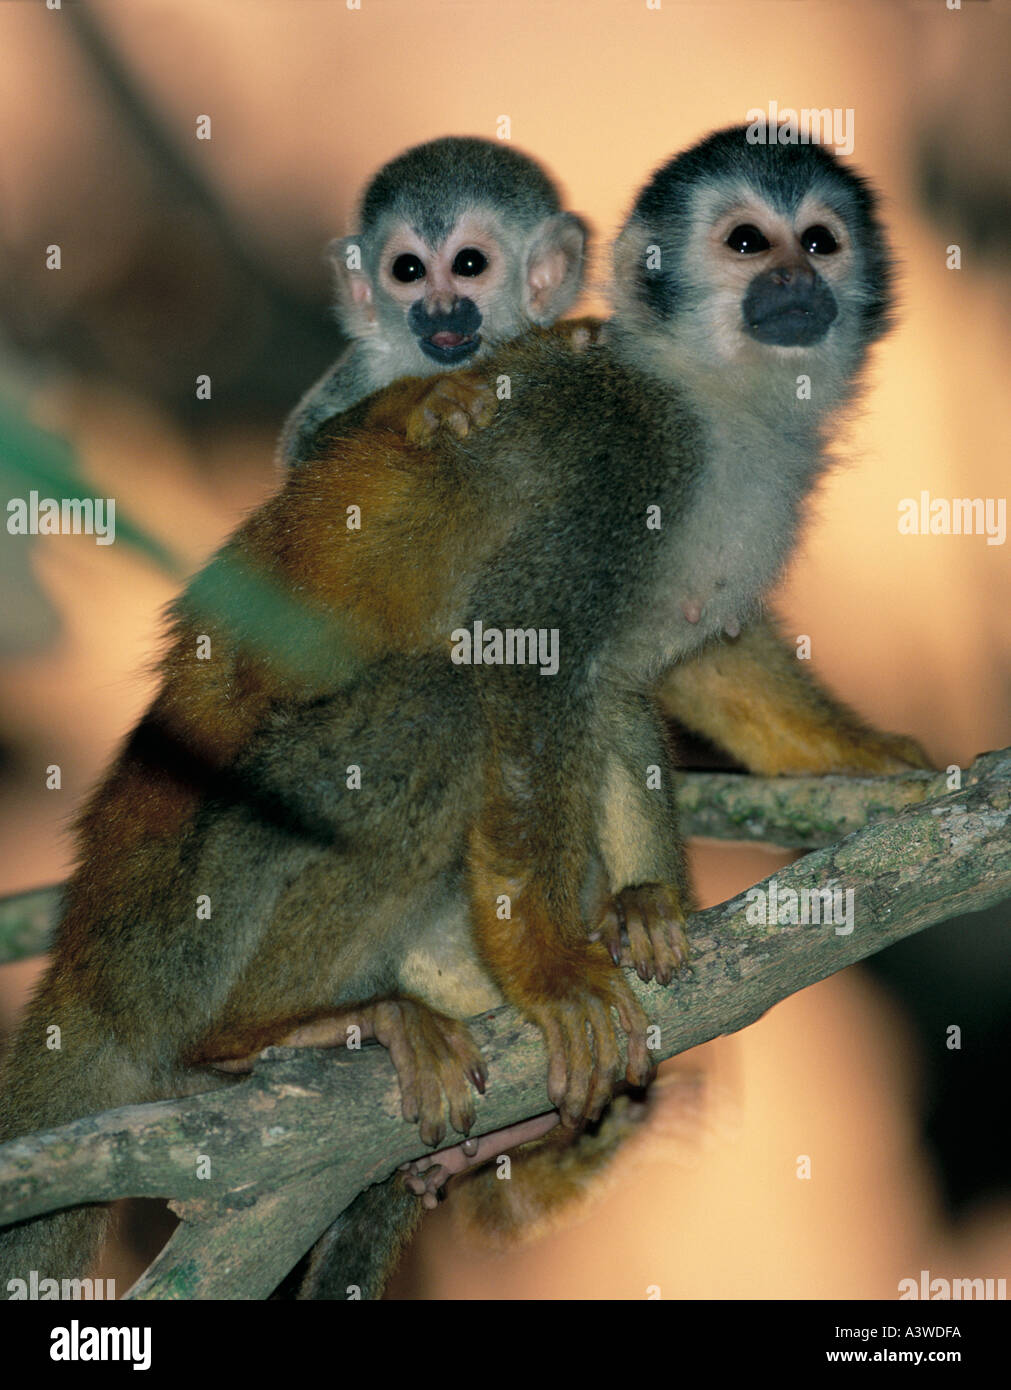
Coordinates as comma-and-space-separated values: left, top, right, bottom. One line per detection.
611, 218, 668, 326
326, 235, 375, 331
523, 212, 590, 324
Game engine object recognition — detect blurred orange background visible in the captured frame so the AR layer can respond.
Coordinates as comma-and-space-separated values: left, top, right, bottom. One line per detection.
0, 0, 1008, 1300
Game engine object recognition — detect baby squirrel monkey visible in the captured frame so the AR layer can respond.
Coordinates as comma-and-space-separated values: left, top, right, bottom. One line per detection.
0, 126, 928, 1299
278, 135, 590, 466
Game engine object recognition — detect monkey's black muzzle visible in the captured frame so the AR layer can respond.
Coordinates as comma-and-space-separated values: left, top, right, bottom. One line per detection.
409, 297, 483, 364
742, 265, 838, 347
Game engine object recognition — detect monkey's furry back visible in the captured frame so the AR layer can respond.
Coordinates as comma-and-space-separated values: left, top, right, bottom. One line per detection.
0, 327, 802, 1296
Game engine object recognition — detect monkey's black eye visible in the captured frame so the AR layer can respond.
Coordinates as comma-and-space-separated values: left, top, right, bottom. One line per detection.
800, 225, 838, 255
391, 253, 426, 283
726, 224, 771, 254
452, 247, 488, 277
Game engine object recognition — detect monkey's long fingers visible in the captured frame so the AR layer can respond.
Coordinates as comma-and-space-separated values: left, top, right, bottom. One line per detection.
647, 911, 690, 987
621, 896, 655, 983
600, 884, 691, 985
583, 994, 622, 1124
437, 1056, 478, 1140
373, 1001, 488, 1145
439, 384, 497, 438
629, 885, 691, 985
372, 1002, 449, 1146
466, 383, 497, 428
372, 1001, 428, 1134
610, 982, 652, 1089
592, 898, 626, 969
534, 1008, 573, 1119
440, 1035, 486, 1137
443, 407, 472, 439
556, 1009, 596, 1127
414, 1053, 453, 1149
442, 1020, 489, 1097
402, 1162, 450, 1210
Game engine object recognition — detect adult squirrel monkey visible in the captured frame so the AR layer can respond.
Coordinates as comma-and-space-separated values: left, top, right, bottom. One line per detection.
0, 126, 929, 1299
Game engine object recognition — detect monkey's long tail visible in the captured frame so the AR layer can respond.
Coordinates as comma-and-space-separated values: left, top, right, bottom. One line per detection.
0, 997, 155, 1297
293, 1177, 422, 1301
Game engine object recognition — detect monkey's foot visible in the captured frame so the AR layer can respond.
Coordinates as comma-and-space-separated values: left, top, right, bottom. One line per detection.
209, 999, 486, 1149
358, 999, 487, 1148
400, 1112, 561, 1209
526, 964, 651, 1128
836, 730, 934, 775
754, 727, 935, 776
405, 373, 497, 445
592, 883, 691, 986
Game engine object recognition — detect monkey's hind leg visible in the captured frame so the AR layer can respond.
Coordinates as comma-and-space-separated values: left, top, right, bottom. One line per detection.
658, 615, 934, 775
204, 997, 486, 1149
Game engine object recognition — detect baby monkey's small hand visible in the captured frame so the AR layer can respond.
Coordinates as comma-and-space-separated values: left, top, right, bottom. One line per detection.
359, 370, 497, 446
405, 373, 498, 445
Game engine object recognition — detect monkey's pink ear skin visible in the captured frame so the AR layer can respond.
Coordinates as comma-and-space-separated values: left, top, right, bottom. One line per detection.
523, 211, 589, 323
325, 233, 376, 333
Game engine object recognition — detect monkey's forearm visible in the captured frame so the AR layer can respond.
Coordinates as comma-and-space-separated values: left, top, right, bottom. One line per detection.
278, 344, 372, 468
657, 615, 933, 775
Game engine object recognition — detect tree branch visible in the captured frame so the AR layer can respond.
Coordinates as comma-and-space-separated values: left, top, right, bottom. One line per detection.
1, 749, 1007, 1297
0, 762, 960, 967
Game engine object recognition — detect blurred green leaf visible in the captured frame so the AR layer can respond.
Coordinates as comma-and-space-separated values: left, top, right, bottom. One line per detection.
0, 396, 184, 576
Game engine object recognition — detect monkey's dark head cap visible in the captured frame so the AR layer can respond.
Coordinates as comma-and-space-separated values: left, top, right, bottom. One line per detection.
633, 125, 881, 223
359, 136, 563, 245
